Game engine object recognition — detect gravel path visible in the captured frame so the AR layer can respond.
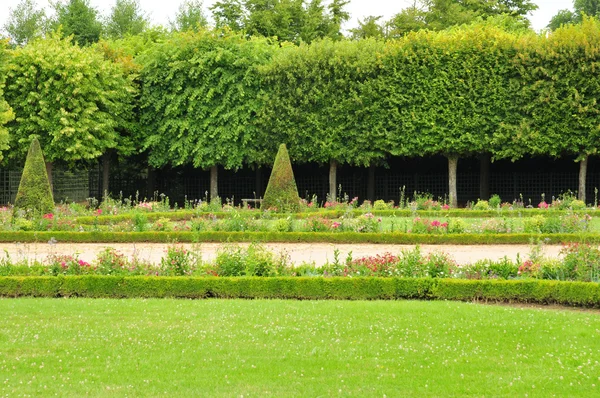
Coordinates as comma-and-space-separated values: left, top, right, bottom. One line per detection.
0, 242, 565, 266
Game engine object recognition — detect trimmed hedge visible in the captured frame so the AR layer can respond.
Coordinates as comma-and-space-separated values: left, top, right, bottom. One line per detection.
72, 208, 598, 225
0, 276, 599, 307
1, 230, 600, 244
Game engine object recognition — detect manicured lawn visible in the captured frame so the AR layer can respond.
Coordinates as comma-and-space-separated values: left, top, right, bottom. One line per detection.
0, 299, 599, 397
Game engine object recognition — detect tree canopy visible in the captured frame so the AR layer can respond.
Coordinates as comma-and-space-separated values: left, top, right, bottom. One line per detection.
3, 0, 47, 46
4, 34, 136, 165
52, 0, 103, 46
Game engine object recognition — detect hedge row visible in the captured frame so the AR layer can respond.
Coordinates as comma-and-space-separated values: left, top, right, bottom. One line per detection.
2, 231, 599, 244
72, 208, 598, 224
1, 276, 599, 307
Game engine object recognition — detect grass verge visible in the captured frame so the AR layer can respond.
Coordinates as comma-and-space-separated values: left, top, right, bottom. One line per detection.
0, 299, 599, 397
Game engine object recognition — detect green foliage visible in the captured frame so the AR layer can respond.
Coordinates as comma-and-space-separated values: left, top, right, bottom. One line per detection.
3, 0, 47, 46
140, 29, 275, 170
52, 0, 103, 46
160, 244, 196, 275
13, 138, 54, 215
0, 276, 599, 307
259, 38, 386, 167
0, 41, 13, 162
210, 0, 350, 44
493, 18, 600, 162
171, 0, 209, 32
4, 34, 136, 164
387, 0, 537, 37
262, 144, 300, 212
104, 0, 149, 39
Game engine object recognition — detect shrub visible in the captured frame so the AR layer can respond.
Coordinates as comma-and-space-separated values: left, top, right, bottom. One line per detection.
560, 243, 600, 282
488, 194, 501, 209
262, 144, 300, 212
95, 248, 130, 275
373, 200, 392, 210
570, 200, 586, 210
160, 244, 195, 276
13, 138, 54, 216
523, 215, 545, 233
473, 200, 490, 210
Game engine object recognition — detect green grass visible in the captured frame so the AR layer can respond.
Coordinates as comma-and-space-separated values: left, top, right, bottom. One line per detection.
1, 299, 599, 397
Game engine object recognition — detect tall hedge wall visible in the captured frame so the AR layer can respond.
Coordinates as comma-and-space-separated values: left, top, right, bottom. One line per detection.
4, 18, 600, 203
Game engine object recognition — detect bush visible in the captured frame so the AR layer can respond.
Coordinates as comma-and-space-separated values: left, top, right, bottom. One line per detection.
488, 194, 501, 209
13, 138, 54, 216
473, 200, 490, 210
160, 244, 196, 276
262, 144, 300, 212
1, 276, 599, 307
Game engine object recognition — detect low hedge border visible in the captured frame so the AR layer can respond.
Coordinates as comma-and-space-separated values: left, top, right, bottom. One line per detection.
1, 276, 598, 307
73, 208, 597, 224
1, 231, 599, 244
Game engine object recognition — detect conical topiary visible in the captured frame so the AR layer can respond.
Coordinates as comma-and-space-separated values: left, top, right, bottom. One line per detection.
262, 144, 300, 212
14, 138, 54, 215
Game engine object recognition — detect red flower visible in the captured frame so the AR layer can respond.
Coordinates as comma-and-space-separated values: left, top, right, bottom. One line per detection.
43, 213, 54, 220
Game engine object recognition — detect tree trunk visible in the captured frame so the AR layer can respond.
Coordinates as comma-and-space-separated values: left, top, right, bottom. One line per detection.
579, 155, 588, 203
329, 160, 337, 202
147, 166, 156, 200
448, 156, 458, 208
367, 163, 375, 202
255, 166, 262, 199
210, 165, 218, 202
479, 154, 490, 200
45, 161, 53, 192
102, 152, 110, 199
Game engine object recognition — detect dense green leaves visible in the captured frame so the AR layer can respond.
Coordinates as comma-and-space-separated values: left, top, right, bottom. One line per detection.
260, 38, 386, 166
3, 0, 47, 46
0, 41, 13, 162
4, 35, 136, 165
139, 29, 275, 170
262, 143, 300, 211
52, 0, 103, 46
13, 137, 54, 214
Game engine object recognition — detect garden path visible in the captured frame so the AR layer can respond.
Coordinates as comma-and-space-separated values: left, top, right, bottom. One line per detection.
0, 242, 564, 266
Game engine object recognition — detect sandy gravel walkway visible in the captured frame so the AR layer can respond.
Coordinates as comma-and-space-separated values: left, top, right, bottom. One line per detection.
0, 242, 565, 266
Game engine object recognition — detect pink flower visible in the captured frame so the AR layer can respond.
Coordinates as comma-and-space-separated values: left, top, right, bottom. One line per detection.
441, 222, 448, 228
442, 204, 450, 210
43, 213, 54, 220
431, 220, 441, 227
95, 208, 102, 215
538, 201, 549, 209
332, 222, 341, 229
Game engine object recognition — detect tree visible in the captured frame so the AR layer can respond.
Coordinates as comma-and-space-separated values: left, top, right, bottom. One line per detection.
0, 41, 13, 162
262, 143, 300, 211
373, 23, 522, 206
388, 0, 536, 37
139, 29, 275, 201
260, 38, 387, 200
171, 0, 209, 32
13, 137, 54, 215
52, 0, 103, 46
211, 0, 246, 31
494, 17, 600, 203
104, 0, 149, 39
548, 9, 576, 30
548, 0, 600, 30
3, 0, 47, 46
4, 34, 136, 187
210, 0, 349, 44
349, 16, 385, 40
